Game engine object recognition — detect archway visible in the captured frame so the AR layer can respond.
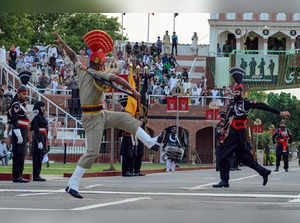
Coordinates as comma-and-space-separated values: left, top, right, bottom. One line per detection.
268, 32, 291, 52
218, 31, 236, 55
242, 31, 264, 52
195, 127, 213, 164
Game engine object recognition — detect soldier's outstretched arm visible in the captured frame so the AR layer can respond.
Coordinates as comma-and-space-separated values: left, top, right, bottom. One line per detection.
53, 32, 78, 64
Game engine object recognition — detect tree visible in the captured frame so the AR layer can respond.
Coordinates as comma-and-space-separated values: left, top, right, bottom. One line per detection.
249, 91, 300, 141
0, 13, 123, 53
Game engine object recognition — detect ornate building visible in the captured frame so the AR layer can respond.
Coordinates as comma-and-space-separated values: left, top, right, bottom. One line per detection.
209, 12, 300, 56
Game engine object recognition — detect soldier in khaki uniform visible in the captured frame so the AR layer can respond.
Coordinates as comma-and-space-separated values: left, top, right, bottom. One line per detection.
54, 31, 162, 199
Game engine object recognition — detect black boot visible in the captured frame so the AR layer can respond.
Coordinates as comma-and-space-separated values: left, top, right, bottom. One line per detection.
285, 169, 288, 172
262, 170, 271, 186
274, 167, 279, 172
65, 187, 83, 199
212, 180, 229, 188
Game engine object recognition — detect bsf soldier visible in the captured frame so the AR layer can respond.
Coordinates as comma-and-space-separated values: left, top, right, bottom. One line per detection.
273, 120, 292, 172
8, 98, 30, 183
53, 31, 163, 199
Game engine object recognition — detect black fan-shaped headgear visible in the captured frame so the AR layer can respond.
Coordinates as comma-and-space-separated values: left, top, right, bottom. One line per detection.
19, 70, 32, 86
229, 67, 245, 84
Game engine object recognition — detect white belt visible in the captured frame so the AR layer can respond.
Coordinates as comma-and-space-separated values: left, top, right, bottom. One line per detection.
39, 128, 47, 131
17, 120, 30, 126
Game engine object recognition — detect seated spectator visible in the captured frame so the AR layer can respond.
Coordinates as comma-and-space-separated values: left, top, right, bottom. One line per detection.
169, 73, 178, 91
0, 138, 9, 166
133, 42, 140, 57
150, 43, 157, 57
37, 70, 50, 93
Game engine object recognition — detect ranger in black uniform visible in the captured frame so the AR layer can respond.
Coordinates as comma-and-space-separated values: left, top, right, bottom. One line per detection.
31, 101, 48, 181
213, 67, 290, 188
273, 120, 292, 172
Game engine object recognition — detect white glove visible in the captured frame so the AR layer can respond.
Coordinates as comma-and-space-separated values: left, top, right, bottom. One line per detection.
13, 129, 23, 144
38, 142, 44, 150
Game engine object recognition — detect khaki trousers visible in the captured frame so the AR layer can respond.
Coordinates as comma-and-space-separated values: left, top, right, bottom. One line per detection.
78, 111, 141, 169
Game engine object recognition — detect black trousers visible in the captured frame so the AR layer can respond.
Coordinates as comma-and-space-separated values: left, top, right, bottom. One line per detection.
122, 155, 134, 175
216, 128, 268, 182
171, 43, 177, 55
32, 141, 44, 179
12, 142, 26, 180
276, 147, 289, 170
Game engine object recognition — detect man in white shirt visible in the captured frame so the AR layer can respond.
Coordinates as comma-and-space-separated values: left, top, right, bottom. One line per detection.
169, 73, 178, 91
163, 31, 171, 55
0, 140, 9, 166
48, 46, 58, 58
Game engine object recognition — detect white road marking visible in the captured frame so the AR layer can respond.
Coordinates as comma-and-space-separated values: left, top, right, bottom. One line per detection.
288, 193, 300, 203
0, 189, 298, 199
16, 189, 65, 197
84, 184, 103, 189
0, 208, 66, 211
182, 169, 286, 190
71, 197, 151, 211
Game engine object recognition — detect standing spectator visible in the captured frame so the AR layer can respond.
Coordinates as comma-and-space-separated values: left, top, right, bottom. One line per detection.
48, 53, 56, 73
0, 117, 6, 140
133, 42, 140, 58
16, 53, 25, 72
48, 45, 58, 58
9, 44, 17, 70
191, 32, 198, 56
163, 31, 171, 55
140, 42, 147, 56
171, 32, 178, 56
156, 36, 162, 56
79, 48, 88, 66
150, 43, 157, 57
125, 42, 132, 59
50, 116, 59, 146
117, 47, 124, 60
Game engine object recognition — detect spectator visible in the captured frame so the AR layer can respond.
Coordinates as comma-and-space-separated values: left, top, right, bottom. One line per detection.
171, 32, 178, 56
156, 36, 162, 56
117, 47, 123, 60
169, 73, 178, 91
191, 32, 198, 56
150, 43, 157, 57
163, 31, 171, 55
125, 42, 132, 58
168, 54, 178, 67
140, 42, 147, 56
9, 44, 17, 70
48, 53, 56, 73
37, 70, 50, 93
16, 53, 25, 72
0, 139, 9, 166
133, 42, 140, 58
79, 48, 88, 66
48, 45, 58, 58
0, 117, 5, 140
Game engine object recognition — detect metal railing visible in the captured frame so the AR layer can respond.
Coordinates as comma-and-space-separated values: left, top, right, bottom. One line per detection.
148, 95, 231, 106
36, 88, 72, 95
0, 63, 82, 129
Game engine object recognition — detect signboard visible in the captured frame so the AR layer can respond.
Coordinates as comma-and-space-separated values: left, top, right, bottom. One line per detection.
167, 97, 189, 112
253, 125, 264, 134
235, 54, 279, 83
206, 109, 220, 120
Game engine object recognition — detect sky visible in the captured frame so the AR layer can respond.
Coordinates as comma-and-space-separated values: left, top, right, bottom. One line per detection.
104, 13, 210, 44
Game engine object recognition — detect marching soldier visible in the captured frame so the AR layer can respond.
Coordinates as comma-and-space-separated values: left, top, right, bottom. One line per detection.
30, 101, 48, 181
53, 31, 163, 199
213, 67, 290, 188
273, 120, 292, 172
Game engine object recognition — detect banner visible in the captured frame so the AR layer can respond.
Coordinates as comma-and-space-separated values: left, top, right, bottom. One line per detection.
206, 109, 220, 120
253, 125, 264, 134
167, 97, 189, 112
235, 54, 279, 83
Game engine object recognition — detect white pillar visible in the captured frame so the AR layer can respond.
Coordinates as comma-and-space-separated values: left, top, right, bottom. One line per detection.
0, 46, 6, 64
291, 38, 296, 50
263, 38, 268, 55
236, 37, 241, 50
209, 28, 218, 56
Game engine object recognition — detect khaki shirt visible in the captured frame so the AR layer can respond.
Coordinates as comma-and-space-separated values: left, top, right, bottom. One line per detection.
75, 62, 112, 106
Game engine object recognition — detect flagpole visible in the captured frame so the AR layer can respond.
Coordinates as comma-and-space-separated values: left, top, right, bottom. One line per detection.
121, 13, 124, 42
147, 13, 150, 42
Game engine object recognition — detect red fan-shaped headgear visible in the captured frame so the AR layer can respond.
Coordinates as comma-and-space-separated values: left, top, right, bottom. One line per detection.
83, 30, 114, 64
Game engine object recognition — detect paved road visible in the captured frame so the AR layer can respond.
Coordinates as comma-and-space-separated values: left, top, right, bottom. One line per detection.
0, 165, 300, 223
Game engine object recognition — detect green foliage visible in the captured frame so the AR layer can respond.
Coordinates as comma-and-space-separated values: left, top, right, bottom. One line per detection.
254, 131, 272, 149
0, 12, 123, 53
249, 91, 300, 141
